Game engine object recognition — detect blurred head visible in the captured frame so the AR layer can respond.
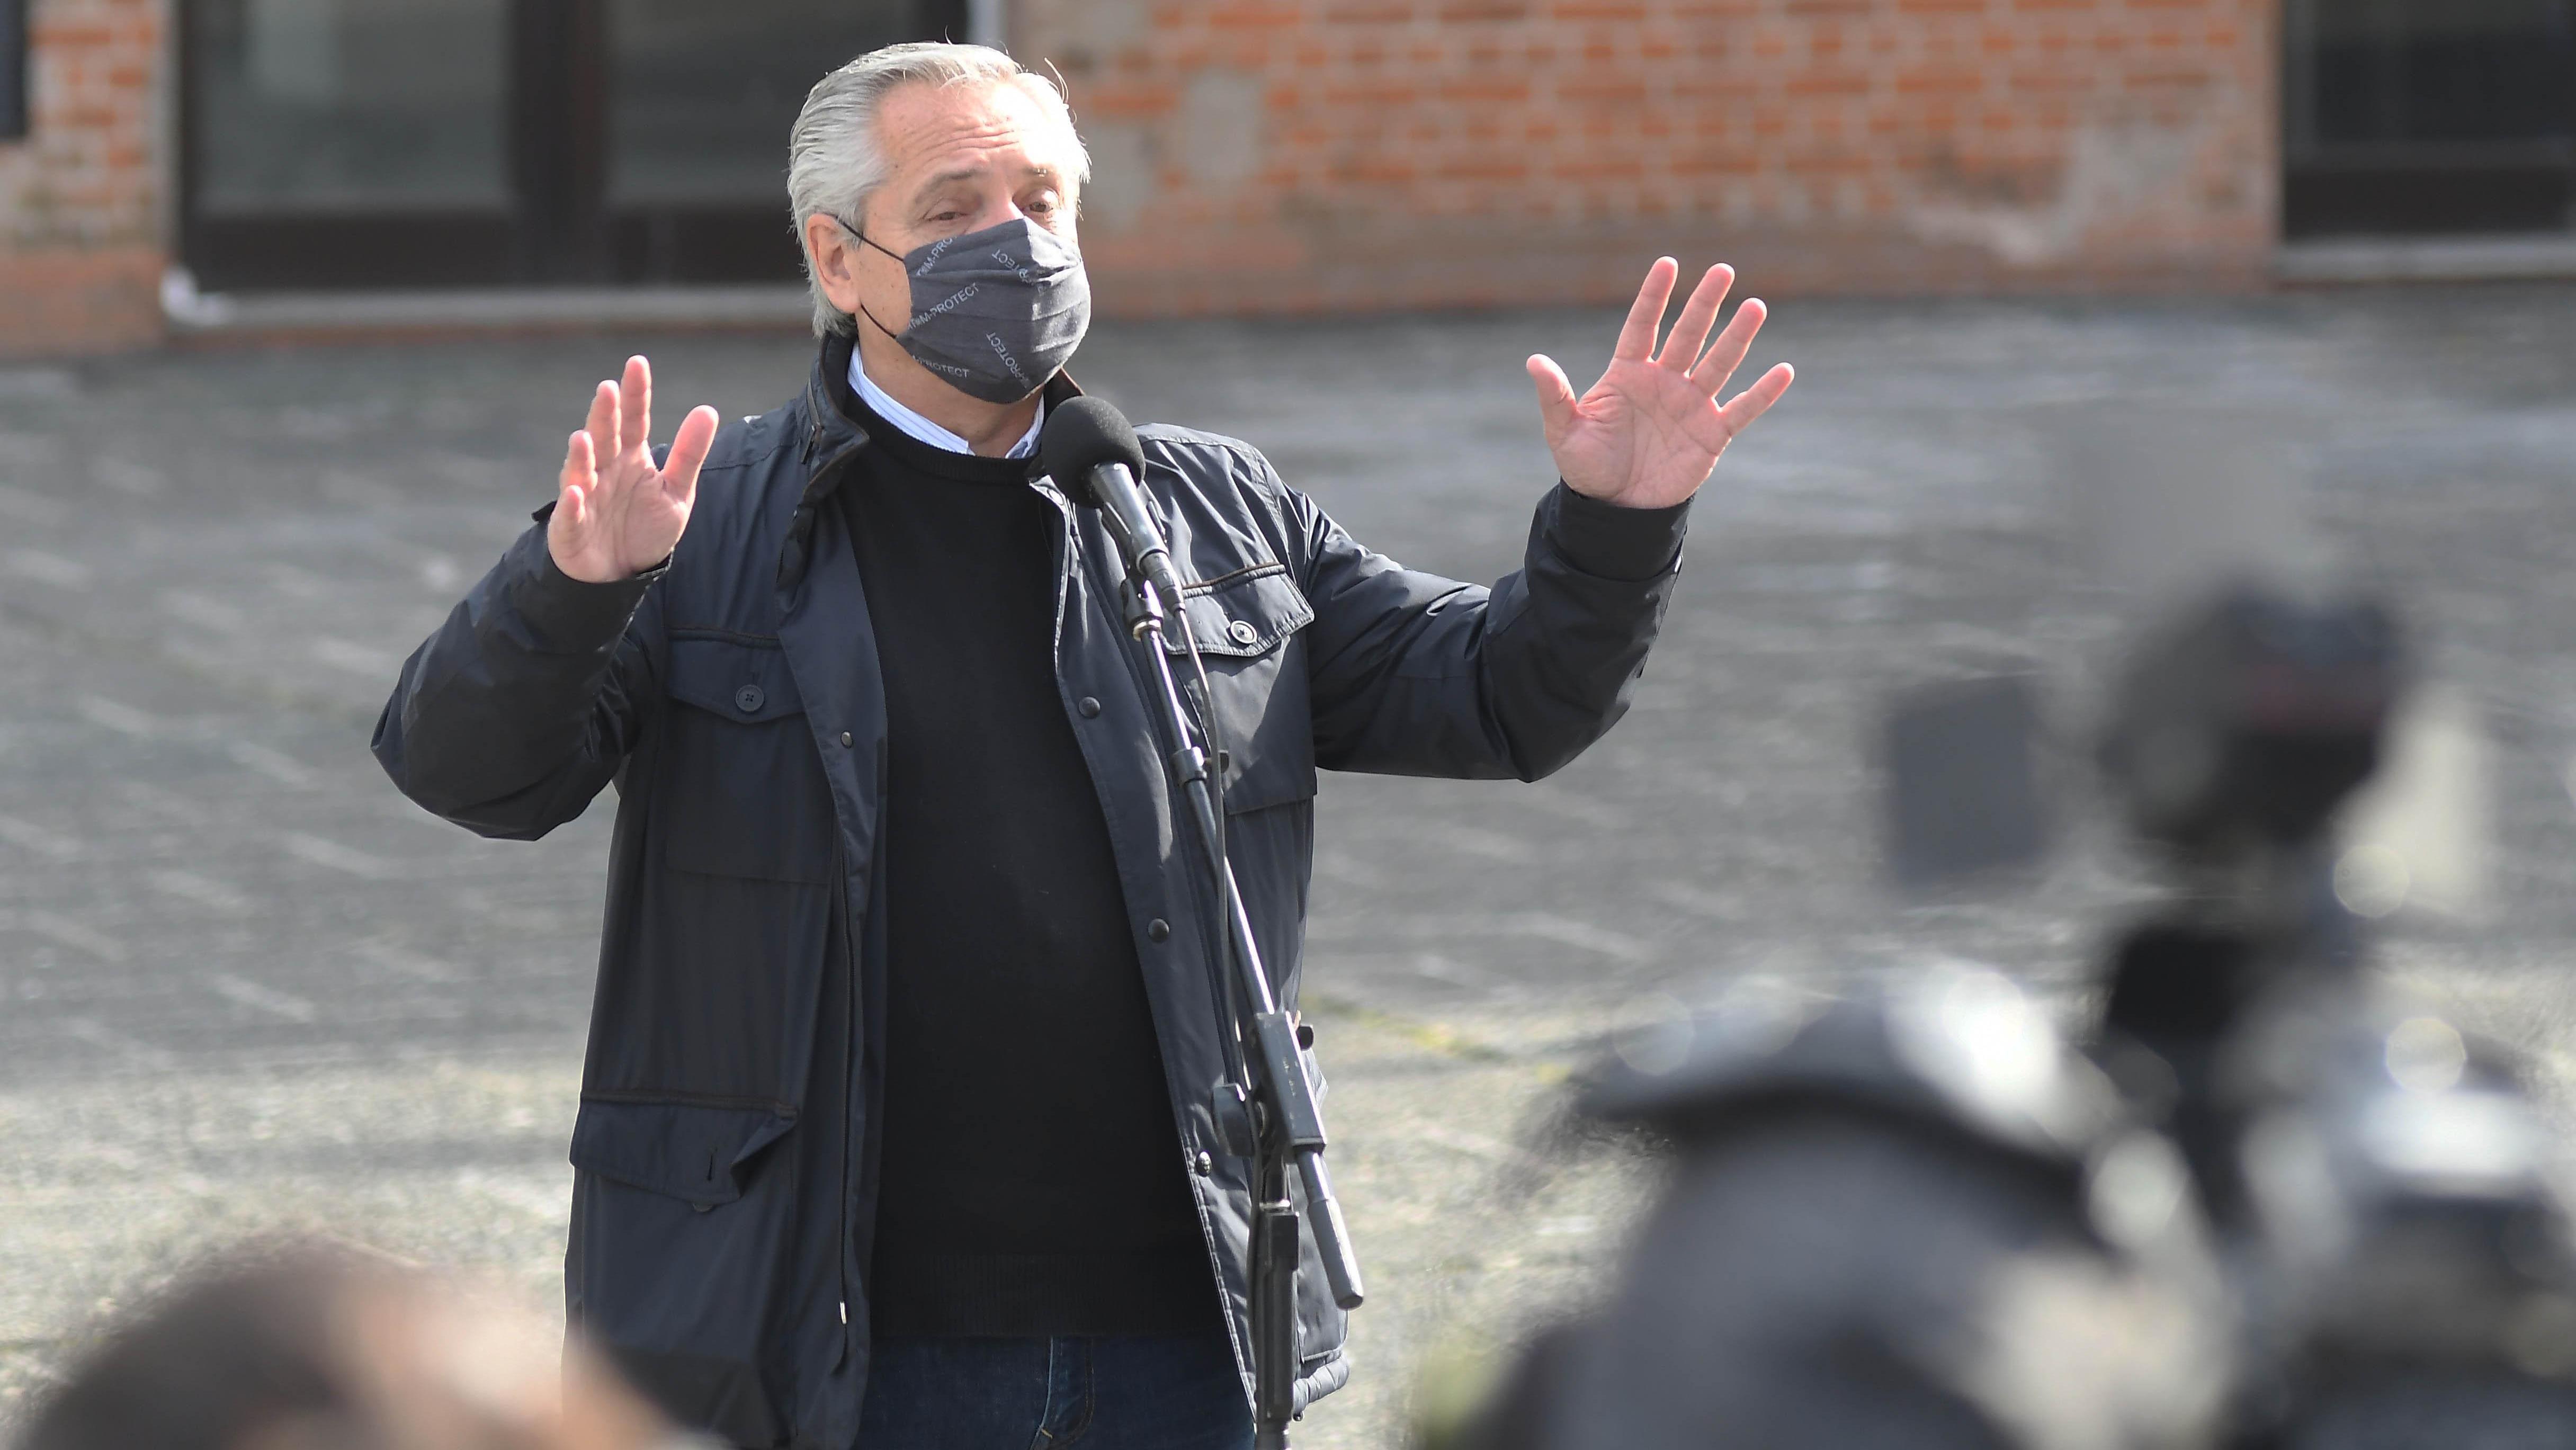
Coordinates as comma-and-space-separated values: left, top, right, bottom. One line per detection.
790, 43, 1091, 350
21, 1243, 674, 1450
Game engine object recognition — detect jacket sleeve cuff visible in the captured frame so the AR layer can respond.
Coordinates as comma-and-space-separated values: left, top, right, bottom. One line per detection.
1543, 482, 1690, 582
507, 508, 664, 648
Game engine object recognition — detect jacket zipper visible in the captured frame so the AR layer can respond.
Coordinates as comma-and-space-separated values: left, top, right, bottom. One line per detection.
834, 736, 885, 1363
834, 820, 854, 1352
789, 401, 872, 1373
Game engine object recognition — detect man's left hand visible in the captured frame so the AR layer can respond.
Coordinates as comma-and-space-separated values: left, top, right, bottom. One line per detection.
1528, 258, 1795, 511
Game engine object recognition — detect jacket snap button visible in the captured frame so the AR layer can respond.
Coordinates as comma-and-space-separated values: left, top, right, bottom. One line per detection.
1227, 620, 1259, 646
1078, 696, 1102, 718
735, 684, 765, 713
1147, 918, 1171, 943
839, 731, 854, 748
1195, 1151, 1214, 1176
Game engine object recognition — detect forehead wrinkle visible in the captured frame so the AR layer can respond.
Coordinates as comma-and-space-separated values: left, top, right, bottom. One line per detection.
880, 84, 1077, 206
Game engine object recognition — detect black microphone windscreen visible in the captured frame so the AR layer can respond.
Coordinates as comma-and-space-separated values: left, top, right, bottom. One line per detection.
1041, 397, 1147, 508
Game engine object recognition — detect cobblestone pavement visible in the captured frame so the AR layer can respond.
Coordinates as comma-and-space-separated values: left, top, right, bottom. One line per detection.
3, 288, 2576, 1445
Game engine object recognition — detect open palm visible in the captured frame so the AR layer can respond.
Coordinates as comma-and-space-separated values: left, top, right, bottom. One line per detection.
549, 355, 721, 585
1528, 259, 1795, 511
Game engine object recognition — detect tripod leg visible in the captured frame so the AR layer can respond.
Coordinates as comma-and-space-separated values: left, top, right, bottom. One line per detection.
1252, 1158, 1302, 1449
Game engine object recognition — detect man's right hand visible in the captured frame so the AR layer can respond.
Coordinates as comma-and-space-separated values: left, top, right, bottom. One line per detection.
549, 355, 722, 584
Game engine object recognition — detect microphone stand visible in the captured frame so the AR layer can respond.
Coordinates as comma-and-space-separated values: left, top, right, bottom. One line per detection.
1114, 574, 1364, 1450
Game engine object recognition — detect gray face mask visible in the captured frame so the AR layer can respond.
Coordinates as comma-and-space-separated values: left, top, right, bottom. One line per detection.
852, 216, 1092, 404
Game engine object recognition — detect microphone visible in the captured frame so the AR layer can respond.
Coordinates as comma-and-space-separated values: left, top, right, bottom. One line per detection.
1042, 397, 1188, 617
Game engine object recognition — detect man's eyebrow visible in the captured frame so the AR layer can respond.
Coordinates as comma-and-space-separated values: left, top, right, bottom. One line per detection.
909, 161, 1065, 205
911, 165, 987, 201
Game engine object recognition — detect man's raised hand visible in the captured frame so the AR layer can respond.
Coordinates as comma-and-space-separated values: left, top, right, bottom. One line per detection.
1527, 258, 1795, 511
549, 355, 721, 584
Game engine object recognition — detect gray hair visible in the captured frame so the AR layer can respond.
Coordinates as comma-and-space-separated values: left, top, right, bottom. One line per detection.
789, 42, 1090, 338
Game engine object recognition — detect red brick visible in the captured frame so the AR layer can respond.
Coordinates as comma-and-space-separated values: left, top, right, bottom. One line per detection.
1439, 76, 1533, 102
1786, 68, 1872, 96
1895, 65, 1988, 94
1437, 157, 1533, 180
1560, 80, 1649, 105
1206, 1, 1303, 29
1318, 1, 1415, 21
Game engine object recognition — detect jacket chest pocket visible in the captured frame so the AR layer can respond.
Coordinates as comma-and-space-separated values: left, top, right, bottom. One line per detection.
655, 636, 835, 883
1166, 563, 1318, 814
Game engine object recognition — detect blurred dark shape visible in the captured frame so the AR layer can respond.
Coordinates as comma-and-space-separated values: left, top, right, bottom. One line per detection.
1885, 675, 2051, 886
2096, 584, 2399, 864
2083, 583, 2576, 1446
1425, 975, 2226, 1450
1878, 581, 2401, 892
2220, 998, 2576, 1449
19, 1240, 684, 1450
2089, 582, 2402, 1223
1437, 574, 2576, 1450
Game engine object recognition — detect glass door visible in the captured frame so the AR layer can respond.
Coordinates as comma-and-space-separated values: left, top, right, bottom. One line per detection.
182, 0, 961, 291
2284, 0, 2576, 237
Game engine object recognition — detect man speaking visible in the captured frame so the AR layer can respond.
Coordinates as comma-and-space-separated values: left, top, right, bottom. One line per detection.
373, 40, 1791, 1450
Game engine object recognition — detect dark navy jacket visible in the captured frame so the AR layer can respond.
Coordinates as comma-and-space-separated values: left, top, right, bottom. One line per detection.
372, 336, 1688, 1447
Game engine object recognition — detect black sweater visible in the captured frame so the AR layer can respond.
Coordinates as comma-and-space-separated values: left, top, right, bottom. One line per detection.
836, 397, 1213, 1338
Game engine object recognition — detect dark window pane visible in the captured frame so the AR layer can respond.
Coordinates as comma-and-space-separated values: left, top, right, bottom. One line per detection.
607, 1, 919, 208
193, 0, 509, 216
2285, 0, 2576, 237
1, 0, 26, 142
2303, 0, 2576, 148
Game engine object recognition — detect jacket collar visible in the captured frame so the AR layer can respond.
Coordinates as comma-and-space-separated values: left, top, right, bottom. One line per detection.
777, 333, 1087, 593
799, 330, 867, 470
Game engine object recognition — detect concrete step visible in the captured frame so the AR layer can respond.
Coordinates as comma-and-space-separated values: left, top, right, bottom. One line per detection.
2277, 234, 2576, 285
164, 274, 810, 340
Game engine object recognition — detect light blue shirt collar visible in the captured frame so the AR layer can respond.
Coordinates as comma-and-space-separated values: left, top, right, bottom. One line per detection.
848, 347, 1045, 461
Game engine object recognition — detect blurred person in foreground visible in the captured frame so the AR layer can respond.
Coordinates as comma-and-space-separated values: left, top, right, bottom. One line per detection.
18, 1243, 684, 1450
373, 38, 1791, 1450
1419, 977, 2229, 1450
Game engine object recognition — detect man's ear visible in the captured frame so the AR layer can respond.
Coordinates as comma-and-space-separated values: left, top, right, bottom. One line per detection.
804, 213, 865, 319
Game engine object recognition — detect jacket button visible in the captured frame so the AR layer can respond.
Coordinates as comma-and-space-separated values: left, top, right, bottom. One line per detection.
839, 731, 854, 747
1227, 620, 1259, 646
1077, 696, 1101, 718
1147, 918, 1171, 943
1195, 1151, 1214, 1177
735, 684, 765, 713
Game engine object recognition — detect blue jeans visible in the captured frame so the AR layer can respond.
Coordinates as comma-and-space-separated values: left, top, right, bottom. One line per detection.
855, 1332, 1255, 1450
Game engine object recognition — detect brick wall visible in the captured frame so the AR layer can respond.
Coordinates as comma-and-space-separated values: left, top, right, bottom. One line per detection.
0, 0, 166, 358
0, 0, 2277, 354
1019, 0, 2279, 316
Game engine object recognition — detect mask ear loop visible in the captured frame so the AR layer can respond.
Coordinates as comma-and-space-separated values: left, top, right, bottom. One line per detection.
832, 216, 910, 343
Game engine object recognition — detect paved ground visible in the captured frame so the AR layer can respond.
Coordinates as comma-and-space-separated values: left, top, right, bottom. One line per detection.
3, 287, 2576, 1446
